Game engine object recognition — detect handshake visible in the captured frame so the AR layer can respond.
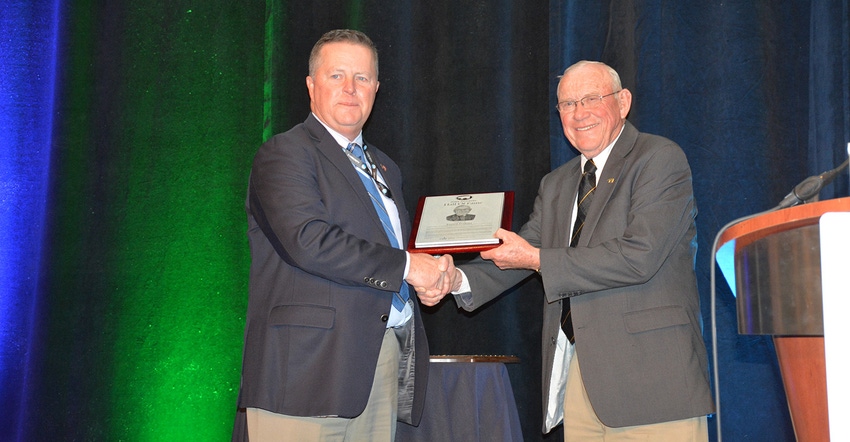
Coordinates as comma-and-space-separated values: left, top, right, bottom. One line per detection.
403, 228, 540, 307
405, 253, 462, 306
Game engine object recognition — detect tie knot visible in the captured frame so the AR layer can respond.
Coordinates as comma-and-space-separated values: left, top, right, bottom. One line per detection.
584, 159, 597, 175
347, 143, 363, 161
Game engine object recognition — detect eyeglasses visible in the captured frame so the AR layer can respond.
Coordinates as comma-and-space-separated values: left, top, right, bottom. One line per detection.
556, 90, 621, 113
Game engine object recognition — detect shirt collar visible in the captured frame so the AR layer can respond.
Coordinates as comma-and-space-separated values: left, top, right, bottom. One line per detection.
312, 113, 363, 149
581, 124, 624, 173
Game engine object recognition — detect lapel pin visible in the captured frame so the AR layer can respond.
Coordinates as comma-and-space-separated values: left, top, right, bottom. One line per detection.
607, 178, 615, 184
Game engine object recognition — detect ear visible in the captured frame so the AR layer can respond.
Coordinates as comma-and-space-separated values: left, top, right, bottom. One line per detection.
306, 76, 315, 101
617, 88, 633, 118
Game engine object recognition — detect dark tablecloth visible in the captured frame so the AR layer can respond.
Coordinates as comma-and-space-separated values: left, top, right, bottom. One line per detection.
396, 361, 523, 442
231, 360, 523, 441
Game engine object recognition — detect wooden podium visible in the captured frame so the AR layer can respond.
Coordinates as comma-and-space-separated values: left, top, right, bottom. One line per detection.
716, 197, 850, 441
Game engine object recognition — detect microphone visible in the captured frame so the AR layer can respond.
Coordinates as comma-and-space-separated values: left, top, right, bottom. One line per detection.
774, 148, 850, 210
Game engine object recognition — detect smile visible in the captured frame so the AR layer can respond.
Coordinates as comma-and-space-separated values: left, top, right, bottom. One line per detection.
576, 123, 598, 131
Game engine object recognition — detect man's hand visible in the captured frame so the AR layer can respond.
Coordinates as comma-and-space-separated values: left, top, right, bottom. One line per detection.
480, 228, 540, 270
449, 267, 463, 293
406, 253, 455, 306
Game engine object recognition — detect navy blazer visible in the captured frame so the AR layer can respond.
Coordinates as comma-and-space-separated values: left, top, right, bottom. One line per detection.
237, 114, 429, 425
459, 121, 714, 429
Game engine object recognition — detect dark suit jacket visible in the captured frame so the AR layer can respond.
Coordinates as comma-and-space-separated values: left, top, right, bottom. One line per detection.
458, 121, 714, 429
237, 114, 429, 425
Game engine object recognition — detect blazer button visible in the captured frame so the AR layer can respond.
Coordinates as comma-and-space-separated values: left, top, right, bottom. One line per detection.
379, 281, 388, 288
381, 314, 389, 322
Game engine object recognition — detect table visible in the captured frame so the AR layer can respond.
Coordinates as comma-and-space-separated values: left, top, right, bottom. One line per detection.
396, 356, 523, 442
231, 356, 523, 442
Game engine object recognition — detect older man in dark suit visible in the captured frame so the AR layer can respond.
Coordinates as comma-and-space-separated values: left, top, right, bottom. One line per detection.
235, 29, 453, 442
421, 60, 715, 441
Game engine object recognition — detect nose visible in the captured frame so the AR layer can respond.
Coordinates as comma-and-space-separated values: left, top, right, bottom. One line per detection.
343, 77, 357, 94
571, 102, 591, 119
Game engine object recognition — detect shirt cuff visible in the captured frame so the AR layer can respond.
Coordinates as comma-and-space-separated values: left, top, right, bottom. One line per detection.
403, 251, 411, 279
451, 269, 474, 308
453, 268, 471, 293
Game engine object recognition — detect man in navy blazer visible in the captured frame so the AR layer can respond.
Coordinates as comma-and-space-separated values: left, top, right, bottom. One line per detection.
422, 61, 715, 440
235, 29, 454, 441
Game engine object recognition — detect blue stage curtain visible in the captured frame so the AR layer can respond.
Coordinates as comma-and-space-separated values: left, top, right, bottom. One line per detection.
551, 1, 849, 440
1, 0, 847, 440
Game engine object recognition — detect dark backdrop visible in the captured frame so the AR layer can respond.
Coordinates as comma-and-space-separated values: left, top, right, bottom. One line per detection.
2, 0, 848, 440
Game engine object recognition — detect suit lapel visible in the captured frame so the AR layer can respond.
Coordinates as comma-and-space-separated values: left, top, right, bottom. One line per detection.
579, 122, 638, 245
364, 146, 410, 241
304, 115, 388, 240
371, 153, 402, 209
557, 162, 582, 247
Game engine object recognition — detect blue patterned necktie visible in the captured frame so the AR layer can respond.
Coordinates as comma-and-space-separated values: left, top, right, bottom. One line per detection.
347, 143, 409, 311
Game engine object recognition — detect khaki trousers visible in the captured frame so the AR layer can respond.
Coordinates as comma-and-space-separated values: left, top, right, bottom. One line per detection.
563, 352, 708, 441
247, 328, 400, 441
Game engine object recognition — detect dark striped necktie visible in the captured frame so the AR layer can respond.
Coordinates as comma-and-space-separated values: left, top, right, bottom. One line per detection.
562, 159, 596, 343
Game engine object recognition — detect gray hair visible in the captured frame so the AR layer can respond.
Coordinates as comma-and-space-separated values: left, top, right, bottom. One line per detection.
561, 60, 622, 91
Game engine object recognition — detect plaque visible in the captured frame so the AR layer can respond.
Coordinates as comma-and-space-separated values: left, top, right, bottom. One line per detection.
407, 191, 514, 255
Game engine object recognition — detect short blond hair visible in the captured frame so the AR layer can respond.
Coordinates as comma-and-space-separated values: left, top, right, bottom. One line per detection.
308, 29, 379, 77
